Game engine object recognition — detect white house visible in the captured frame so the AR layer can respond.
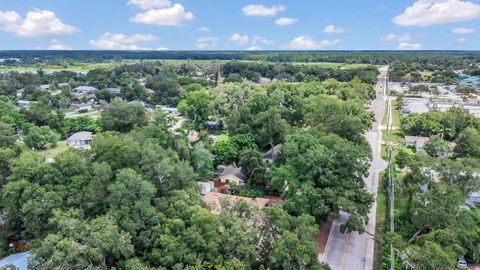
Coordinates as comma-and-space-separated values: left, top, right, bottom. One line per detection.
67, 131, 94, 148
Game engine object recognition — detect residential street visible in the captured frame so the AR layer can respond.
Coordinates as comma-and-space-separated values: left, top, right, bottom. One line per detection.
321, 67, 389, 270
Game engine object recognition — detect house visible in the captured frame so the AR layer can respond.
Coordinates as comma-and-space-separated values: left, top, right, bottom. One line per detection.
0, 251, 31, 270
69, 103, 94, 112
203, 192, 270, 214
67, 131, 93, 148
197, 181, 214, 195
262, 144, 282, 163
464, 191, 480, 208
39, 84, 50, 91
107, 87, 121, 94
74, 86, 98, 93
16, 100, 30, 108
404, 136, 429, 151
206, 120, 221, 131
439, 142, 457, 157
259, 77, 272, 84
156, 105, 179, 116
215, 165, 246, 187
16, 88, 24, 97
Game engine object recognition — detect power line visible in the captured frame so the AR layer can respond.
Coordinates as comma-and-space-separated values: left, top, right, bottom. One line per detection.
385, 68, 395, 270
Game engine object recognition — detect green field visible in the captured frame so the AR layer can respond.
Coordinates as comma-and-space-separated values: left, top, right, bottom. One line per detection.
0, 59, 373, 73
39, 140, 69, 159
0, 61, 132, 72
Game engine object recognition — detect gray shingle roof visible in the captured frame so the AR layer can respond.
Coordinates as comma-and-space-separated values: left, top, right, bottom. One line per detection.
67, 131, 93, 141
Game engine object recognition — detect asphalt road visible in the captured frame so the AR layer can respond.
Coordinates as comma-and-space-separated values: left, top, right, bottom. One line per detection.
321, 67, 389, 270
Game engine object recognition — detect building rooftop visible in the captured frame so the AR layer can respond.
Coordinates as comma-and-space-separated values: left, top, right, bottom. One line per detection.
218, 165, 245, 180
405, 136, 429, 149
75, 86, 98, 92
67, 131, 93, 141
0, 251, 31, 270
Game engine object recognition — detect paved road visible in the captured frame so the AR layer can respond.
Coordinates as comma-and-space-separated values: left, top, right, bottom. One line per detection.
321, 67, 389, 270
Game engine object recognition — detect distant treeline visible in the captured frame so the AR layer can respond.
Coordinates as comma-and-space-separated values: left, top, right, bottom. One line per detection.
1, 50, 480, 65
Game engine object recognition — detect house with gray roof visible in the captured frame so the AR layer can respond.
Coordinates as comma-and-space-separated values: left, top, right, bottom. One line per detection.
262, 144, 282, 164
107, 87, 121, 94
67, 131, 94, 148
74, 86, 98, 93
0, 251, 31, 270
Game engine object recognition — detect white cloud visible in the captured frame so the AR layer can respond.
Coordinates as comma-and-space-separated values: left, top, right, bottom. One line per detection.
48, 40, 72, 50
323, 25, 346, 33
458, 37, 467, 43
285, 35, 340, 50
127, 0, 171, 10
394, 0, 480, 26
451, 27, 475, 34
231, 33, 249, 45
275, 17, 298, 26
242, 4, 285, 16
89, 33, 157, 50
253, 36, 274, 45
397, 42, 423, 50
197, 26, 210, 32
157, 47, 169, 50
381, 33, 411, 42
0, 9, 77, 37
196, 36, 219, 49
247, 46, 261, 50
130, 3, 194, 26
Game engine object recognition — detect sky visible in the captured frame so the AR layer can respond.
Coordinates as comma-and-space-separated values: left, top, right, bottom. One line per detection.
0, 0, 479, 50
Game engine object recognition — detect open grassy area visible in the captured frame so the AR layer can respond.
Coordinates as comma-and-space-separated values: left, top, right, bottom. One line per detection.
39, 140, 69, 159
161, 59, 373, 69
0, 61, 132, 72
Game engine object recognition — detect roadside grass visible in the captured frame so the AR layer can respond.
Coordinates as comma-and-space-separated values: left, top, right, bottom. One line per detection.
382, 130, 403, 143
373, 171, 388, 270
39, 140, 69, 159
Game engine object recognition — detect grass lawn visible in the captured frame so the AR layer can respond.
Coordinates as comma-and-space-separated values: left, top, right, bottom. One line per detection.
382, 129, 403, 143
39, 140, 69, 159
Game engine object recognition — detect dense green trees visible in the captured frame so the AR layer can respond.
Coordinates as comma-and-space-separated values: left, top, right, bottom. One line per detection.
100, 99, 148, 133
401, 107, 480, 140
24, 125, 60, 150
178, 89, 213, 130
270, 130, 373, 232
0, 56, 397, 269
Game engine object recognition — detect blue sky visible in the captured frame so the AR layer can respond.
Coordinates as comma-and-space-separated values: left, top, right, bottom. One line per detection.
0, 0, 479, 50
